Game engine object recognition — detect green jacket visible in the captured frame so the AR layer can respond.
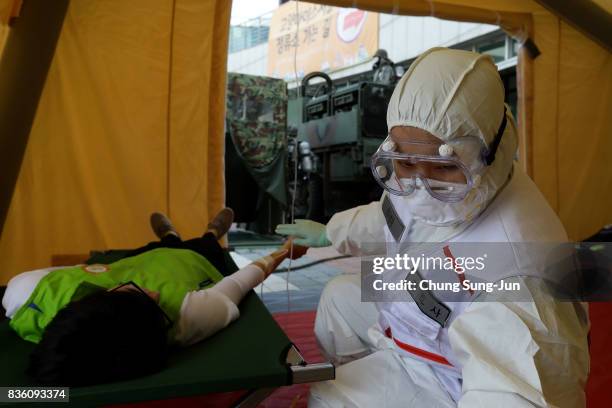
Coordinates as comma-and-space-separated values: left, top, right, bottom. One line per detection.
10, 248, 224, 343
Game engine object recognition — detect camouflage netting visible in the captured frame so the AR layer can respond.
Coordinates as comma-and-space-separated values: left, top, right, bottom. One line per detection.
226, 73, 288, 205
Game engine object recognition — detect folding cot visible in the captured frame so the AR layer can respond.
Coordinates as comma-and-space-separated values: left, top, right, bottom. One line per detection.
0, 250, 334, 407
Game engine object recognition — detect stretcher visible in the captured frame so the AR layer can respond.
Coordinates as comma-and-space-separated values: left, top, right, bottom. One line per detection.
0, 250, 334, 407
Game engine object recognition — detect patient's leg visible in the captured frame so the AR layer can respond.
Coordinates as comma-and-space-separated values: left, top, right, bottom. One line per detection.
205, 208, 234, 239
121, 210, 233, 274
150, 212, 181, 239
182, 233, 228, 275
179, 208, 234, 274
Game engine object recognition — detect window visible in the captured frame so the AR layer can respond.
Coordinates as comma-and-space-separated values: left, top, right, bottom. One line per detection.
477, 39, 506, 63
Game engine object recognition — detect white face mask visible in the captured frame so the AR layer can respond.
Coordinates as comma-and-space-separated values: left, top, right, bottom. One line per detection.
392, 178, 487, 227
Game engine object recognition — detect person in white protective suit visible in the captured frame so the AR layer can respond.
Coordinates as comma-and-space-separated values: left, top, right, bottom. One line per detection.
276, 47, 590, 407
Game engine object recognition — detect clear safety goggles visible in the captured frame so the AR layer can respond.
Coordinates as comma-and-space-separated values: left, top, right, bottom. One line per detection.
371, 138, 476, 202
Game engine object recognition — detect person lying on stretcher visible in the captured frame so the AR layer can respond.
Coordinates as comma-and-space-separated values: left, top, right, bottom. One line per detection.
2, 208, 307, 386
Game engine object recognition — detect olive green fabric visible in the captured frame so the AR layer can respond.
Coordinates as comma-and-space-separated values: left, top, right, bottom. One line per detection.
226, 73, 288, 206
0, 293, 292, 406
0, 251, 293, 406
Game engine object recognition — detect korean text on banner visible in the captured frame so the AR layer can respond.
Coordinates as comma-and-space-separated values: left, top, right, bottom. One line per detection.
267, 1, 378, 80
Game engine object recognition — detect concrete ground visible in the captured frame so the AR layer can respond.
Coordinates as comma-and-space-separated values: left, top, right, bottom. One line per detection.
229, 246, 361, 313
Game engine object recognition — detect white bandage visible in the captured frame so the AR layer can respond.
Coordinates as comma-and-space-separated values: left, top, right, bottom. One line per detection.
212, 264, 265, 305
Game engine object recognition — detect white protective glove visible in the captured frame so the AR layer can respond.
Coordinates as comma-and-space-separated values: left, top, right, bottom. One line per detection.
275, 219, 331, 247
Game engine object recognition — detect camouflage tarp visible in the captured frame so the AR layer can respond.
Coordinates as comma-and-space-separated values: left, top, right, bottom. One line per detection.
226, 73, 287, 205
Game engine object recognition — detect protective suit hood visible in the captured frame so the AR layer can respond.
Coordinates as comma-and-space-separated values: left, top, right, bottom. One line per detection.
386, 47, 518, 239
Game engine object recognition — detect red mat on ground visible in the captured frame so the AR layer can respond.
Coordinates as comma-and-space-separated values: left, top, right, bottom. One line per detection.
268, 307, 612, 407
586, 302, 612, 408
257, 311, 323, 408
114, 304, 611, 407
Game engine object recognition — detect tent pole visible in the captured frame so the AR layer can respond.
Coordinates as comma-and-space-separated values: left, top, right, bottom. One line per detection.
0, 0, 69, 236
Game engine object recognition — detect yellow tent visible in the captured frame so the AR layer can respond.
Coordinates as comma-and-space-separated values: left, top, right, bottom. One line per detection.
316, 0, 612, 242
0, 0, 610, 284
0, 0, 230, 284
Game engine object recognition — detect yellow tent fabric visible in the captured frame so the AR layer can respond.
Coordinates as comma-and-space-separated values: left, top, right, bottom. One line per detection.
312, 0, 612, 241
591, 0, 611, 14
0, 24, 7, 57
0, 0, 19, 57
0, 0, 610, 283
0, 0, 230, 284
0, 0, 19, 24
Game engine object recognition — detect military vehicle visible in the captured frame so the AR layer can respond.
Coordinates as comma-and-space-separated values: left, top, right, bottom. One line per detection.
225, 54, 399, 232
288, 63, 396, 220
226, 44, 517, 232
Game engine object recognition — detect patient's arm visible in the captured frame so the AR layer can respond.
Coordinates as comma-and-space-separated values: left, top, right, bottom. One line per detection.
174, 240, 307, 346
213, 239, 307, 305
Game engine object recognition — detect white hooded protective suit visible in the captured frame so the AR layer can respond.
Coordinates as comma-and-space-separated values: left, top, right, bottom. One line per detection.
311, 48, 589, 408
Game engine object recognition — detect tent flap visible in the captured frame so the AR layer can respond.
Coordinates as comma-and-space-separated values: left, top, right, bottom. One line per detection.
0, 0, 230, 283
0, 0, 69, 251
0, 0, 611, 283
307, 0, 612, 240
0, 0, 21, 25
